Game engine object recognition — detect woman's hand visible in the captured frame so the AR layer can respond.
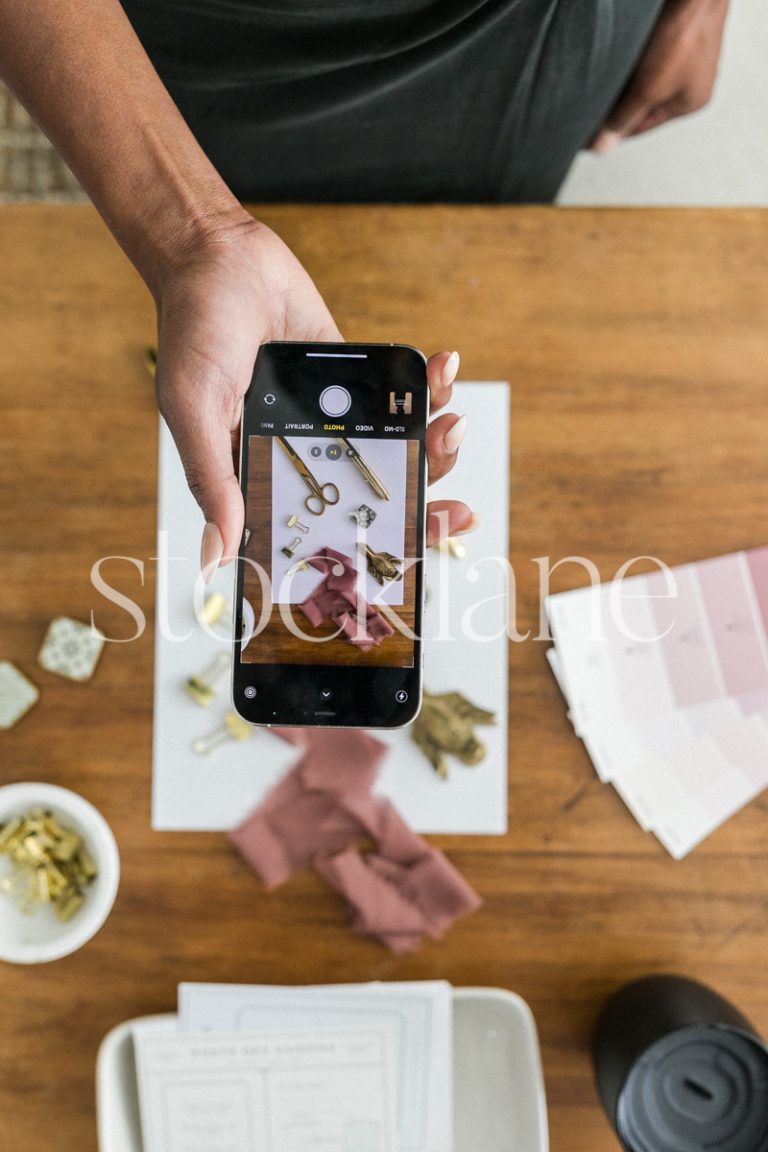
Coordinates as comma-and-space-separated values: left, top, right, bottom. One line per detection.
423, 351, 474, 548
152, 213, 473, 578
591, 0, 730, 152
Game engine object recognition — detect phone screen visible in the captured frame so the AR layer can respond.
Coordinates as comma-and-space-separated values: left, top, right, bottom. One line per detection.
233, 342, 428, 728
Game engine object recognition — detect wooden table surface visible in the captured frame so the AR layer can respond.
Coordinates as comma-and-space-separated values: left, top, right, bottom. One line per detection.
2, 204, 768, 1151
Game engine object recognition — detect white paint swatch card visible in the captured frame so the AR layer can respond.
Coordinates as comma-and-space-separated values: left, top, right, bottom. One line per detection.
178, 981, 452, 1152
152, 382, 509, 834
134, 1027, 396, 1152
546, 549, 768, 857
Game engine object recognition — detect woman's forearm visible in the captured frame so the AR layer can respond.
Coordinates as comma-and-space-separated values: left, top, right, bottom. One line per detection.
0, 0, 246, 293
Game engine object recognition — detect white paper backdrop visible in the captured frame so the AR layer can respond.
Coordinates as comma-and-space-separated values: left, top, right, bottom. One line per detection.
152, 382, 510, 834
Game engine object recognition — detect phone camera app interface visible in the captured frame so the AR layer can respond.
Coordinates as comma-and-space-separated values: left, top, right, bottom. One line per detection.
240, 356, 424, 673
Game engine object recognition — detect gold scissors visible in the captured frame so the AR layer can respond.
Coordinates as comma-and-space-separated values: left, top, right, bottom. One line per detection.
276, 437, 340, 515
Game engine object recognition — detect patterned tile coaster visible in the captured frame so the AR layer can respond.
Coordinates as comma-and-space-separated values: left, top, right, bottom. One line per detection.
38, 617, 105, 682
0, 661, 39, 729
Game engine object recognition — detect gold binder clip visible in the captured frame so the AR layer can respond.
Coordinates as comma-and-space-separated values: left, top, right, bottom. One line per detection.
184, 651, 229, 708
281, 536, 303, 559
192, 711, 254, 755
198, 592, 229, 627
0, 809, 98, 920
287, 514, 310, 534
436, 535, 467, 559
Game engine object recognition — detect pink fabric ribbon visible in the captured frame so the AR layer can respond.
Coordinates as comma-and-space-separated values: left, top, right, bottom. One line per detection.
229, 728, 481, 953
300, 547, 394, 651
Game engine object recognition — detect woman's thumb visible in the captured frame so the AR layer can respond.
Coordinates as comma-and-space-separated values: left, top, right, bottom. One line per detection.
167, 410, 244, 582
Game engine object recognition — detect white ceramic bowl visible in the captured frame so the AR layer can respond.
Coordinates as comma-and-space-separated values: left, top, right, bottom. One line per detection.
0, 782, 120, 964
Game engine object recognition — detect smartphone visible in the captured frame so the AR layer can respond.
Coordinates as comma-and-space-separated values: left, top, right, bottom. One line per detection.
232, 341, 428, 728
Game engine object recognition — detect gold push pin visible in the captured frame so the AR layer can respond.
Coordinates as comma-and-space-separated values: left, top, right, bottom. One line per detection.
184, 651, 229, 707
287, 514, 310, 534
281, 535, 303, 559
193, 711, 253, 755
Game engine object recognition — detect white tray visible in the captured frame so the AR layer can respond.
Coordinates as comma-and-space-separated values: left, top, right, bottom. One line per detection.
96, 987, 548, 1152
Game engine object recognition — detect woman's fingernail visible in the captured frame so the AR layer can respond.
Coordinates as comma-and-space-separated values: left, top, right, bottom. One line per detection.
592, 129, 621, 155
201, 521, 223, 584
442, 351, 460, 387
453, 512, 482, 537
443, 414, 467, 455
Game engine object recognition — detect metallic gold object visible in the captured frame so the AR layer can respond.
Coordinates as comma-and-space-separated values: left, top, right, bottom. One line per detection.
357, 544, 403, 586
193, 711, 253, 756
437, 536, 467, 560
145, 345, 157, 377
351, 504, 377, 528
287, 514, 310, 534
281, 536, 303, 560
276, 437, 340, 515
184, 651, 229, 707
338, 438, 390, 501
411, 690, 496, 779
0, 808, 98, 921
199, 592, 229, 627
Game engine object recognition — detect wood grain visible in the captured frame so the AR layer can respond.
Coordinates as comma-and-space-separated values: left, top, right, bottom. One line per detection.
2, 204, 768, 1152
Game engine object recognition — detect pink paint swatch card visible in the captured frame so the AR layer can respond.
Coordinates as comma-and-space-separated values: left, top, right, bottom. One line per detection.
546, 547, 768, 857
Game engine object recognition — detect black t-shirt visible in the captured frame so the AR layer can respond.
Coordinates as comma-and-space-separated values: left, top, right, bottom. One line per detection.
121, 0, 664, 202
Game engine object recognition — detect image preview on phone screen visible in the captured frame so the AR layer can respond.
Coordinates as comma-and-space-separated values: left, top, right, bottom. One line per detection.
234, 343, 427, 728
